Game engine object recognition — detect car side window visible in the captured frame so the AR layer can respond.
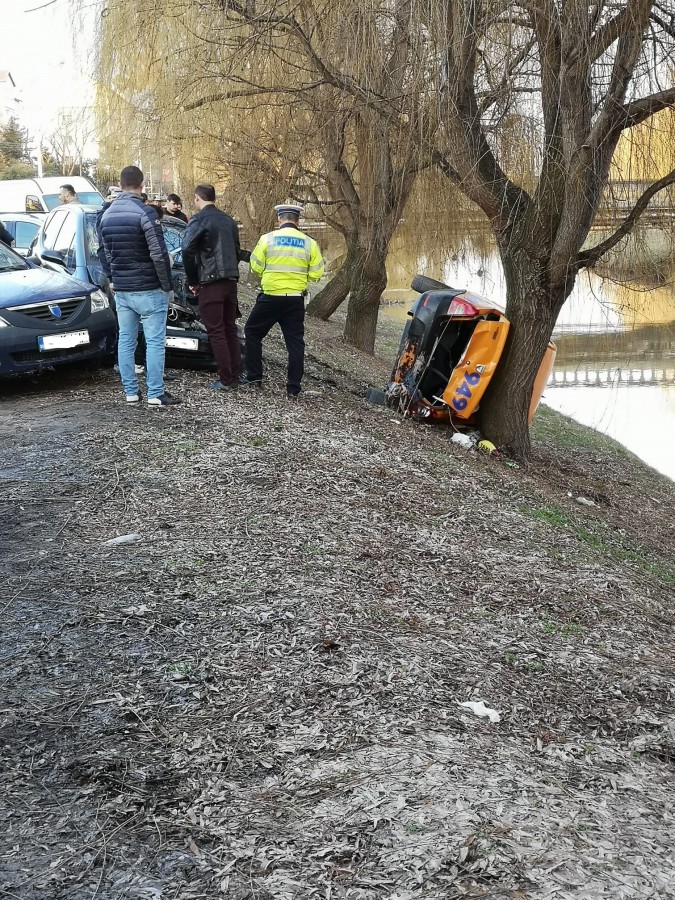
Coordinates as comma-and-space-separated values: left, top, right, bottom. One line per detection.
64, 232, 77, 270
54, 212, 77, 257
42, 210, 68, 250
84, 215, 99, 260
15, 222, 39, 248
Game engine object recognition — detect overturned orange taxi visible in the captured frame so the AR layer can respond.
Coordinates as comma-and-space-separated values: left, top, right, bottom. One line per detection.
378, 275, 556, 427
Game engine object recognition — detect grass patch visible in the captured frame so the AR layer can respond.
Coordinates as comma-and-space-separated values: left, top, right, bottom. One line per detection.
532, 404, 633, 457
528, 504, 572, 528
542, 614, 582, 638
525, 502, 675, 585
575, 526, 606, 552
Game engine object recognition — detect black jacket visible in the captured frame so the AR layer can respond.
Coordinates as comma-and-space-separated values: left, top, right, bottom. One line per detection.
99, 192, 172, 293
0, 222, 12, 247
181, 204, 247, 286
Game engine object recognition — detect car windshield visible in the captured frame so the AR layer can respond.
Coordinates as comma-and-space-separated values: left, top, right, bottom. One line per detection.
43, 193, 103, 211
0, 242, 28, 271
84, 215, 184, 265
162, 222, 184, 265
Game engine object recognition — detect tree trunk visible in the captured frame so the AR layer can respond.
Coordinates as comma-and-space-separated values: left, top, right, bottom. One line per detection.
343, 243, 388, 353
306, 241, 356, 320
479, 245, 566, 460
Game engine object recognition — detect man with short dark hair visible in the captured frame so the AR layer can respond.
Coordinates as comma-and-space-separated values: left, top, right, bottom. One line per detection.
59, 184, 79, 205
181, 183, 248, 390
100, 165, 180, 407
166, 194, 188, 223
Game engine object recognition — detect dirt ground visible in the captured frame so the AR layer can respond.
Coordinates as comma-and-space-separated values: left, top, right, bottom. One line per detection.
1, 312, 674, 900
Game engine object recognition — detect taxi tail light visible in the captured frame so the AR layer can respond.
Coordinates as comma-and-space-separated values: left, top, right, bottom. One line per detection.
448, 298, 478, 317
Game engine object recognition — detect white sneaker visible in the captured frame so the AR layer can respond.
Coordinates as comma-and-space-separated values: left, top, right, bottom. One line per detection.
148, 391, 181, 407
126, 393, 141, 404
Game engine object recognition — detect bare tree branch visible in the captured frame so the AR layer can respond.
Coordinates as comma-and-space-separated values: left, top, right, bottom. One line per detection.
617, 86, 675, 131
576, 167, 675, 270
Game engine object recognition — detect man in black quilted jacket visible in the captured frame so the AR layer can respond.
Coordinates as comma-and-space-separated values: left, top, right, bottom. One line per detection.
100, 166, 180, 407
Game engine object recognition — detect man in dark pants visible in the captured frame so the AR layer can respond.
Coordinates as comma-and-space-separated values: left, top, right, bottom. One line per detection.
242, 203, 324, 398
182, 184, 248, 390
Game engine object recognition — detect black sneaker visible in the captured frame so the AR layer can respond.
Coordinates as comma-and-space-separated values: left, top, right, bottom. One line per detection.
209, 380, 238, 391
286, 392, 300, 401
148, 392, 181, 407
239, 376, 262, 389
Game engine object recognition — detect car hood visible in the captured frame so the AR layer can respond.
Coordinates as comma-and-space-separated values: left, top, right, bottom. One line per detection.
0, 267, 93, 309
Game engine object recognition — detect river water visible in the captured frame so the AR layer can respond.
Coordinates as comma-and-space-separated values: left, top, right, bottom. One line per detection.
317, 226, 675, 480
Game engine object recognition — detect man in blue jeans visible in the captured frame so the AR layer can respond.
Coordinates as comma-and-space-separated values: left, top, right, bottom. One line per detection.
100, 165, 180, 407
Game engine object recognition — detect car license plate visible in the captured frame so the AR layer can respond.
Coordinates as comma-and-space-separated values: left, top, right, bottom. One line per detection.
166, 336, 199, 351
38, 330, 89, 351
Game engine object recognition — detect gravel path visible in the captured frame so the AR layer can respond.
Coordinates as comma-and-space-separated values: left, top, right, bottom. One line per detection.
1, 315, 674, 900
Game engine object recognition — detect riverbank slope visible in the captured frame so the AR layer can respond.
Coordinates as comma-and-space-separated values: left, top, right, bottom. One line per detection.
1, 306, 674, 899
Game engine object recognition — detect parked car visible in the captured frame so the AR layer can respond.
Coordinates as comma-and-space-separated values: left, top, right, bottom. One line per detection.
0, 213, 43, 256
0, 176, 103, 214
370, 274, 556, 427
0, 240, 116, 376
30, 204, 215, 368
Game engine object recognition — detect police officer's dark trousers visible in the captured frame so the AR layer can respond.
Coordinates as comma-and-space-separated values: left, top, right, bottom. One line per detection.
244, 293, 305, 395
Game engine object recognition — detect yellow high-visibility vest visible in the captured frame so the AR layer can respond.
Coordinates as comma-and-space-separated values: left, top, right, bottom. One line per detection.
249, 225, 324, 295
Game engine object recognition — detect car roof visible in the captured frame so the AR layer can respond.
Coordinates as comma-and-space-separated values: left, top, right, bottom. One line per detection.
31, 176, 100, 190
0, 212, 43, 223
43, 204, 100, 219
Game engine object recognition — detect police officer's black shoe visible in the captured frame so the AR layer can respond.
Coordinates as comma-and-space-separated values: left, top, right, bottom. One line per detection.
239, 376, 262, 390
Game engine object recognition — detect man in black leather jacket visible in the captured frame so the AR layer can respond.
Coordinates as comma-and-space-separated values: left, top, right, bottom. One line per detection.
182, 184, 249, 390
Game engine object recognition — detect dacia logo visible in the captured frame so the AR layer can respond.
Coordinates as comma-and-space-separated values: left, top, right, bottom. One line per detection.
48, 304, 62, 318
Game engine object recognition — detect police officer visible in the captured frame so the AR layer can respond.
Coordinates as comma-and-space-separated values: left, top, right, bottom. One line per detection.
241, 203, 324, 399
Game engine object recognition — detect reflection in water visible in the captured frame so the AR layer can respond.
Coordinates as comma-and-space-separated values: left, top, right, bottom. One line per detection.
371, 225, 675, 480
543, 384, 675, 481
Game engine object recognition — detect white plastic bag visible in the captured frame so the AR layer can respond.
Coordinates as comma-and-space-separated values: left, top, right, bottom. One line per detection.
458, 700, 501, 723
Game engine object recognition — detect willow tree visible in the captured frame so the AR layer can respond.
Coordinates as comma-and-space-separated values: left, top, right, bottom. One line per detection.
93, 0, 434, 351
422, 1, 675, 457
195, 0, 436, 352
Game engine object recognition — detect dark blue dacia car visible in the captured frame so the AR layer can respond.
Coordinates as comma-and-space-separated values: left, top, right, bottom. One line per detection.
31, 204, 215, 368
0, 240, 116, 376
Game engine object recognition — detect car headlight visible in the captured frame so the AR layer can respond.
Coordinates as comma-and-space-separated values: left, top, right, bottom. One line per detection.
0, 315, 10, 327
90, 289, 109, 312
